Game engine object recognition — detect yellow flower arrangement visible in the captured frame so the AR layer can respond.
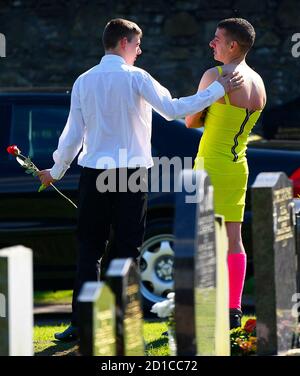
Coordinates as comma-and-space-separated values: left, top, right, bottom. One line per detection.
230, 318, 257, 356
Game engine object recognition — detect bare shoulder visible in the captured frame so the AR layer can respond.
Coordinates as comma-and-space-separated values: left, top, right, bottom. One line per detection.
203, 67, 220, 80
237, 64, 266, 93
198, 67, 220, 90
249, 68, 266, 97
250, 68, 265, 85
246, 67, 267, 107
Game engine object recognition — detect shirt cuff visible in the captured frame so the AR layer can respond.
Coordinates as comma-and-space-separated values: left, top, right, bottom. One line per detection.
206, 80, 225, 99
50, 164, 67, 180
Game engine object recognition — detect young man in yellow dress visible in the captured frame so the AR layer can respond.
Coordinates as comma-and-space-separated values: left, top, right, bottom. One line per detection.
186, 18, 266, 328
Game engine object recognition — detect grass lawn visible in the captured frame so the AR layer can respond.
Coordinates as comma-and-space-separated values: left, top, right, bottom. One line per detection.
34, 317, 255, 356
34, 290, 255, 356
34, 290, 73, 305
34, 290, 169, 356
34, 320, 169, 356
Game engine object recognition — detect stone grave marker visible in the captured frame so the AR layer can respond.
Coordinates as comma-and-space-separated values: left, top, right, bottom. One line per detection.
174, 169, 229, 355
214, 214, 230, 356
294, 198, 300, 296
78, 281, 116, 356
0, 246, 33, 356
252, 172, 298, 355
294, 198, 300, 344
106, 258, 144, 356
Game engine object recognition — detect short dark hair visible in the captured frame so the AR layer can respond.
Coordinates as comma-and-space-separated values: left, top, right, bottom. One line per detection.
217, 18, 255, 54
102, 18, 142, 50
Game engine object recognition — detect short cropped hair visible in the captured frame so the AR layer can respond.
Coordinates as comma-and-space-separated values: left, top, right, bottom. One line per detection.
217, 18, 255, 53
102, 18, 142, 50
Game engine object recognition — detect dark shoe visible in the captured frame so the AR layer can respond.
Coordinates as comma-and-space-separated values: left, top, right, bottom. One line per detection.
54, 325, 78, 342
230, 308, 242, 329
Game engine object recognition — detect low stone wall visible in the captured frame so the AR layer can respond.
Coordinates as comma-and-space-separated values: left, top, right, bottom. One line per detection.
0, 0, 299, 107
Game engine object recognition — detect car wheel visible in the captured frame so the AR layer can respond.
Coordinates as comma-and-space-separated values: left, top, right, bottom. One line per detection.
139, 224, 175, 315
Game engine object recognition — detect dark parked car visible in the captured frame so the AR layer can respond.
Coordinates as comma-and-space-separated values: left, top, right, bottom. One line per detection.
0, 92, 299, 311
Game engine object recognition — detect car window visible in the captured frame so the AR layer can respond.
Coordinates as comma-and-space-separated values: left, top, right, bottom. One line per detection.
10, 104, 69, 160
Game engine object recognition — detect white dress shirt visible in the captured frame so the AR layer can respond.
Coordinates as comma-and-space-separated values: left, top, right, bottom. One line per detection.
50, 54, 225, 180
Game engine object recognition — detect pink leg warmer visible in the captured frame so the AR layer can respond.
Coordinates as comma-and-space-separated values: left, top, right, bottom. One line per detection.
227, 253, 247, 310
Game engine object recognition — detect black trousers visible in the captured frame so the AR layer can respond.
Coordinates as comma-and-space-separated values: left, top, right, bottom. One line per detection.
71, 167, 148, 325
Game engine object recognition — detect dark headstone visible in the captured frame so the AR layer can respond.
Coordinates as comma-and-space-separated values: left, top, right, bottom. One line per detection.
294, 198, 300, 295
174, 170, 219, 356
106, 258, 144, 356
252, 172, 298, 355
294, 198, 300, 336
0, 255, 8, 355
0, 246, 33, 356
78, 282, 116, 356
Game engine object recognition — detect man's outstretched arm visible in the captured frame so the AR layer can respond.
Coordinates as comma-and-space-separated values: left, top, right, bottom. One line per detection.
137, 70, 243, 121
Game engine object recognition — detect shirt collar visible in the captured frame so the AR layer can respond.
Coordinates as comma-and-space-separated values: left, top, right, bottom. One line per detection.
100, 54, 126, 65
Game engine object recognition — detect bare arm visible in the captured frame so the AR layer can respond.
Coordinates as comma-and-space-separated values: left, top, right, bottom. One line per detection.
185, 68, 219, 128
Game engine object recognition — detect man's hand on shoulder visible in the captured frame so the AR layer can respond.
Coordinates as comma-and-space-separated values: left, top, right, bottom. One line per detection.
37, 170, 56, 187
217, 71, 244, 93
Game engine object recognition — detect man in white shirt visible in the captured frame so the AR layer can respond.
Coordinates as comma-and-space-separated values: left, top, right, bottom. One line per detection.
38, 18, 243, 341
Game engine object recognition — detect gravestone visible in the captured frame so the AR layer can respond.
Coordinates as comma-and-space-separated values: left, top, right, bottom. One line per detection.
174, 169, 228, 356
106, 258, 144, 356
294, 199, 300, 295
294, 198, 300, 336
78, 282, 116, 356
214, 214, 230, 356
252, 172, 298, 355
0, 246, 33, 356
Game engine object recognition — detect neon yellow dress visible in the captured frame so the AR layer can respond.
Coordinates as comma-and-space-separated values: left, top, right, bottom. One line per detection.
194, 66, 262, 222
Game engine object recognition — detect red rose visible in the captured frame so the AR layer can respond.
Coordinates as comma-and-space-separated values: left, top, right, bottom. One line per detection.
6, 145, 20, 156
244, 319, 256, 333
